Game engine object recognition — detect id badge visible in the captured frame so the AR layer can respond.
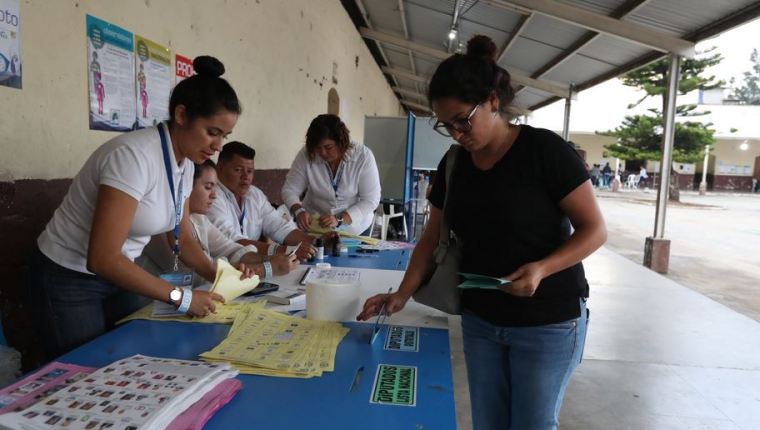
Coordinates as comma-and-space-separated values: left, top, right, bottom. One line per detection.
159, 272, 194, 288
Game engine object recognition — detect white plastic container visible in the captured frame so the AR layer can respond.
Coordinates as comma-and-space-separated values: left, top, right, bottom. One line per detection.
306, 278, 360, 322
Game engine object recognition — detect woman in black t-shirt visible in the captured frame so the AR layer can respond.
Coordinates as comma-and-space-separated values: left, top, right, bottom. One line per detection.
358, 35, 607, 430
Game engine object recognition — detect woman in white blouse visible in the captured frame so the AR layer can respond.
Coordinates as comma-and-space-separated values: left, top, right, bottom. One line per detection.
282, 114, 381, 235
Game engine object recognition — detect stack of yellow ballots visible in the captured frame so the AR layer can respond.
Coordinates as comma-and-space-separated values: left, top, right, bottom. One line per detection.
200, 305, 349, 378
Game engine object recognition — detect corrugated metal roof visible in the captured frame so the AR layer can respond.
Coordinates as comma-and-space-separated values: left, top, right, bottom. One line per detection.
344, 0, 760, 113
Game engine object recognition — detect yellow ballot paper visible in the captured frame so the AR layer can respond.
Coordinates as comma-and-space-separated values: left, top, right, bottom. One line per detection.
210, 259, 260, 302
308, 214, 380, 245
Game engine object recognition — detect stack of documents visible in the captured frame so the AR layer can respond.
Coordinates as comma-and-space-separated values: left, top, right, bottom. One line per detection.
117, 301, 266, 325
0, 355, 239, 430
200, 306, 349, 378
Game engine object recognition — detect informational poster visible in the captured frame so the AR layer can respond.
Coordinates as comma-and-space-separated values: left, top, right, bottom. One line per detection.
86, 15, 136, 131
135, 35, 171, 129
175, 53, 194, 83
0, 0, 22, 89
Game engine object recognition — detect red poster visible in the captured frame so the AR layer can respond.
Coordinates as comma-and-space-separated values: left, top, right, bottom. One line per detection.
175, 54, 194, 83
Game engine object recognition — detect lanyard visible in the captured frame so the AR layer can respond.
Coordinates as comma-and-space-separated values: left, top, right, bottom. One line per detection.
238, 206, 246, 234
158, 123, 184, 271
326, 162, 344, 198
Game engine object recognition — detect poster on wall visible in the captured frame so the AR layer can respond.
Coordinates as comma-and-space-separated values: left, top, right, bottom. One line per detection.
175, 53, 194, 83
134, 35, 171, 128
86, 14, 136, 132
0, 0, 22, 89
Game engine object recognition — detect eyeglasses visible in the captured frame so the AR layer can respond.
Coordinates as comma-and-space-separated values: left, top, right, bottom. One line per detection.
431, 104, 481, 137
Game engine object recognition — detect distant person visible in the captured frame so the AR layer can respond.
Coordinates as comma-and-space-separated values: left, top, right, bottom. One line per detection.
590, 164, 600, 187
639, 166, 648, 188
282, 114, 381, 235
602, 162, 612, 188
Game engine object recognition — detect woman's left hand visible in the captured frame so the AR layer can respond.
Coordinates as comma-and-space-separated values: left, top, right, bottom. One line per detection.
234, 263, 256, 280
501, 262, 546, 297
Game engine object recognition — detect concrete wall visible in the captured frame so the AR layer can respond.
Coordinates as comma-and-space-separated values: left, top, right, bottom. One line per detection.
0, 0, 402, 181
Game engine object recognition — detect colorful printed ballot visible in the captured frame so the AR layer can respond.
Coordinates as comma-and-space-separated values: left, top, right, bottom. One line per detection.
456, 272, 511, 290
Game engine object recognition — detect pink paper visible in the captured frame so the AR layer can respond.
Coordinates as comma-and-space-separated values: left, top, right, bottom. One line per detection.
0, 362, 96, 414
167, 379, 242, 430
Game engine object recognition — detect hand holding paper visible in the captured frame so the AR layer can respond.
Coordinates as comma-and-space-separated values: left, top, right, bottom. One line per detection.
210, 259, 261, 302
457, 272, 511, 290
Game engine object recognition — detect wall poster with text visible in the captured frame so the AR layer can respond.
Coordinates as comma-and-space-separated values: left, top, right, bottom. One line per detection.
0, 0, 22, 89
134, 35, 171, 129
86, 14, 136, 131
175, 53, 194, 84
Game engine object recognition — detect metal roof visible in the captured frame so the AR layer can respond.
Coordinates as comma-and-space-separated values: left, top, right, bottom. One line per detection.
341, 0, 760, 114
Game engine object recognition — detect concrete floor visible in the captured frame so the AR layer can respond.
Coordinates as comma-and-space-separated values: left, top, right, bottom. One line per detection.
597, 190, 760, 322
450, 247, 760, 430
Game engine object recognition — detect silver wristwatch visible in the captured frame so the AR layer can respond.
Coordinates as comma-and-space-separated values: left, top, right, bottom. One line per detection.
169, 287, 182, 305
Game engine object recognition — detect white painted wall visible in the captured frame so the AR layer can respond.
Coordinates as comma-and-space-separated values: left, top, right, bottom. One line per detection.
0, 0, 402, 180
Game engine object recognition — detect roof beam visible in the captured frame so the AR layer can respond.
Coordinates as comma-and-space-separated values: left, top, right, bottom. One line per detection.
393, 86, 428, 101
362, 27, 572, 98
397, 0, 421, 95
496, 12, 533, 63
400, 100, 433, 113
354, 0, 400, 90
382, 66, 429, 84
497, 0, 695, 57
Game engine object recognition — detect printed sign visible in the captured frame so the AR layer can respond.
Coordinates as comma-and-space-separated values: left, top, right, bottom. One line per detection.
86, 15, 136, 131
0, 0, 21, 89
370, 364, 417, 407
134, 35, 171, 128
384, 326, 419, 352
175, 54, 194, 83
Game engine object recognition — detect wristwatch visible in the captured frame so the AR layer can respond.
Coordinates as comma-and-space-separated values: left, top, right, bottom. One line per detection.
336, 214, 344, 227
169, 287, 182, 306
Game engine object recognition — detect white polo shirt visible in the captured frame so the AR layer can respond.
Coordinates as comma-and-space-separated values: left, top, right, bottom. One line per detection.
38, 123, 193, 274
207, 182, 296, 244
281, 142, 381, 235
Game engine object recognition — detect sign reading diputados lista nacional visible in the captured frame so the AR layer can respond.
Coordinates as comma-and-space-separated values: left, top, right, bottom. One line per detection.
86, 15, 135, 132
175, 54, 194, 83
134, 35, 171, 129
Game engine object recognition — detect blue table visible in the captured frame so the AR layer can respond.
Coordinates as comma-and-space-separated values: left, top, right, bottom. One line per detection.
57, 320, 456, 430
306, 248, 412, 271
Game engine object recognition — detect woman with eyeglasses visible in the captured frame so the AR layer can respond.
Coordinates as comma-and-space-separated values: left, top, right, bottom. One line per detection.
282, 114, 381, 236
358, 35, 606, 430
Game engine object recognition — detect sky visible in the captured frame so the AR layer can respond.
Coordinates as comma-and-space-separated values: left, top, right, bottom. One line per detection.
528, 17, 760, 138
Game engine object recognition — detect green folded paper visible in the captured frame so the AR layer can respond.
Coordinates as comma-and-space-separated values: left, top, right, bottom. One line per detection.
457, 272, 511, 290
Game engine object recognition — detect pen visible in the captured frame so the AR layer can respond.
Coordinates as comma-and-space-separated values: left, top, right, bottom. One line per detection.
349, 365, 364, 392
370, 288, 393, 345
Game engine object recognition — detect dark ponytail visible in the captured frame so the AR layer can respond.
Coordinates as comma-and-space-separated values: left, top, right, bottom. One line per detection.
169, 56, 242, 123
428, 35, 515, 116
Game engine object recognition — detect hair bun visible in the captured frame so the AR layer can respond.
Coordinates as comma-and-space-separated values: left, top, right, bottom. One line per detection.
466, 35, 497, 61
193, 56, 225, 78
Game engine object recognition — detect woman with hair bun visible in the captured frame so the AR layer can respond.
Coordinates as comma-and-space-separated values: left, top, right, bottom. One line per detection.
30, 56, 244, 356
282, 114, 381, 236
358, 35, 607, 429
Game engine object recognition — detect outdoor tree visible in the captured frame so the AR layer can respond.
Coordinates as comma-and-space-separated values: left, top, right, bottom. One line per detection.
601, 48, 722, 201
730, 48, 760, 105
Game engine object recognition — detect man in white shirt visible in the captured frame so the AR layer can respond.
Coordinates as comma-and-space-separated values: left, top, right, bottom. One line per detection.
206, 142, 315, 260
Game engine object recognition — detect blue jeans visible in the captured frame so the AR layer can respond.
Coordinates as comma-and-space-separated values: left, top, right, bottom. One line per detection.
461, 299, 588, 430
27, 246, 148, 358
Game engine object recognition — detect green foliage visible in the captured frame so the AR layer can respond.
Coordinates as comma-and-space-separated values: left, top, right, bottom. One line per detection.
730, 48, 760, 105
601, 49, 722, 164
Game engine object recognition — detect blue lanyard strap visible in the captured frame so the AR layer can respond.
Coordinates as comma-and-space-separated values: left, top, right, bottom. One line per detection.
238, 206, 246, 234
158, 123, 183, 257
326, 162, 344, 198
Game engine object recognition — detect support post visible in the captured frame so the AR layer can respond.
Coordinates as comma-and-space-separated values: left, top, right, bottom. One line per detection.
699, 144, 709, 195
644, 54, 680, 274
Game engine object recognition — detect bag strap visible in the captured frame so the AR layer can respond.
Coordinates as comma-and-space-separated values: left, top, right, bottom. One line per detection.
438, 144, 459, 248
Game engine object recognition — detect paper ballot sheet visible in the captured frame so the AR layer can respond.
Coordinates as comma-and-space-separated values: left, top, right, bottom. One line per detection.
210, 259, 260, 302
201, 306, 348, 378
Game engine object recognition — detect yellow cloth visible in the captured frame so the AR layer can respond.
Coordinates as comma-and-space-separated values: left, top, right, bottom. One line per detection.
209, 259, 260, 302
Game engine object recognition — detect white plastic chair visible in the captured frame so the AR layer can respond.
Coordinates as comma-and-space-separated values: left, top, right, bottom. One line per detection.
625, 174, 639, 189
369, 203, 407, 241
